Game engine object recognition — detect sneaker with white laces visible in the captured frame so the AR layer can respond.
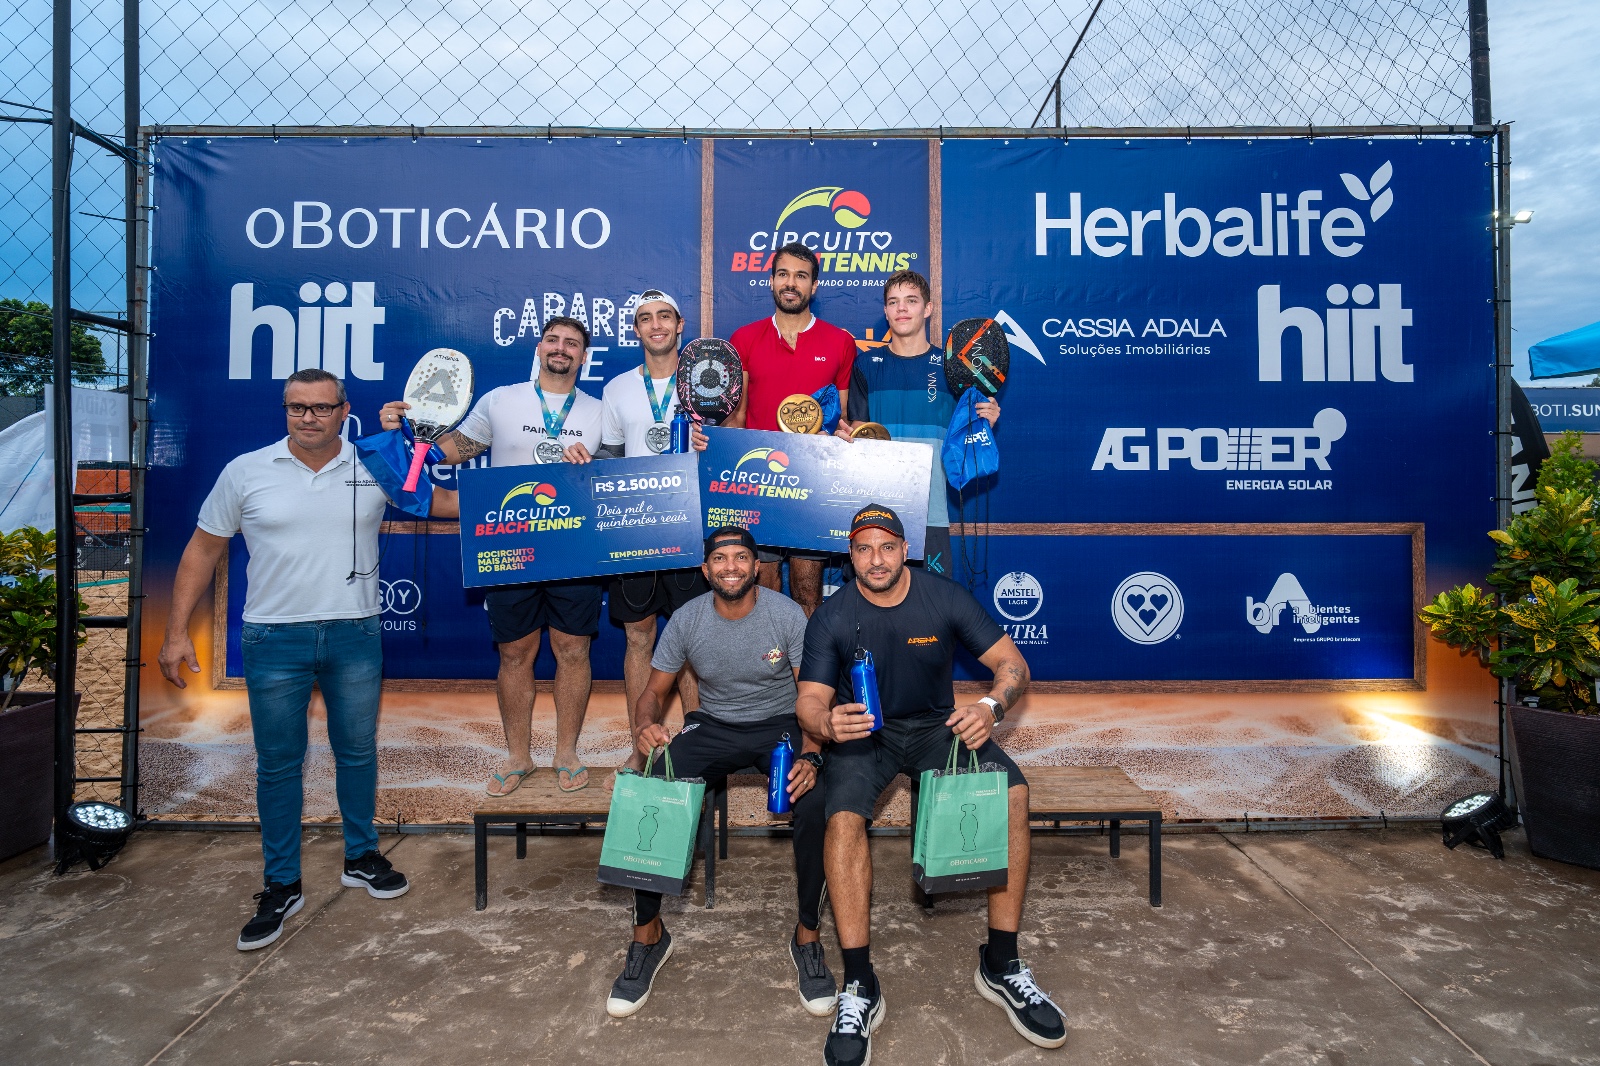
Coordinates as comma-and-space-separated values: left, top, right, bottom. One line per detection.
340, 850, 410, 898
790, 935, 838, 1016
606, 928, 675, 1018
823, 980, 884, 1066
974, 945, 1067, 1049
236, 880, 304, 951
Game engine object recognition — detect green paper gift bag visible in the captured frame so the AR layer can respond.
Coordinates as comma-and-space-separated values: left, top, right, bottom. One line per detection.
912, 738, 1010, 893
598, 747, 706, 895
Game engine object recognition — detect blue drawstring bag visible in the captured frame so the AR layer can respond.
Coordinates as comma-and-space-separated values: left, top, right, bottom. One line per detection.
812, 384, 841, 435
354, 426, 443, 519
943, 387, 999, 490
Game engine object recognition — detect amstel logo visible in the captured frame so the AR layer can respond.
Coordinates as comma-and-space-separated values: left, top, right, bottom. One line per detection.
502, 481, 558, 507
736, 447, 790, 473
777, 186, 872, 230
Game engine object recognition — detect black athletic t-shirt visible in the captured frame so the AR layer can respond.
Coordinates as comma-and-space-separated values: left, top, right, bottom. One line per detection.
800, 568, 1005, 719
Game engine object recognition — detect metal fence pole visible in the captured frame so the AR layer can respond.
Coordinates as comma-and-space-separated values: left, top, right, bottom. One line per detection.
1468, 0, 1492, 127
1495, 121, 1515, 804
121, 0, 146, 817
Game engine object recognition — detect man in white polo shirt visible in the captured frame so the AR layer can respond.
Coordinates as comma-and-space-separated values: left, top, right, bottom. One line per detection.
379, 315, 606, 795
159, 368, 458, 952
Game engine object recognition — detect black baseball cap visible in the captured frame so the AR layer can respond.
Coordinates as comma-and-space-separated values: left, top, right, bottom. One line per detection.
849, 504, 905, 541
704, 525, 758, 559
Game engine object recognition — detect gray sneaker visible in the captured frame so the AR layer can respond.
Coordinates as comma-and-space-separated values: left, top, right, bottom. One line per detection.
789, 935, 838, 1016
606, 928, 675, 1018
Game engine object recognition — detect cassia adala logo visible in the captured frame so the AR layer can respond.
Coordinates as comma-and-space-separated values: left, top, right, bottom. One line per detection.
1112, 572, 1184, 644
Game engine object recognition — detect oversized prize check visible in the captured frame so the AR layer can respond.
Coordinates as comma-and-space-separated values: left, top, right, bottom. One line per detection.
458, 454, 702, 588
698, 428, 934, 558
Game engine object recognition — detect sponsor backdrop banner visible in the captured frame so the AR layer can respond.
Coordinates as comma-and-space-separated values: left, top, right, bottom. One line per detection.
1521, 388, 1600, 433
141, 136, 1499, 825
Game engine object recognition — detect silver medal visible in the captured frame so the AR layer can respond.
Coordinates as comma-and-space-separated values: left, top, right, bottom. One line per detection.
536, 437, 565, 463
646, 423, 670, 454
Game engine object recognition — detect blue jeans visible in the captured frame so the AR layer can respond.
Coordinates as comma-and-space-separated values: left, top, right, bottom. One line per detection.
241, 615, 383, 885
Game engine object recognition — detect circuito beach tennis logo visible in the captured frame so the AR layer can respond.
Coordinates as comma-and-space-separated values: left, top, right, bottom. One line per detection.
1112, 572, 1184, 644
503, 481, 559, 507
708, 447, 810, 500
732, 184, 916, 278
475, 481, 584, 535
737, 447, 790, 474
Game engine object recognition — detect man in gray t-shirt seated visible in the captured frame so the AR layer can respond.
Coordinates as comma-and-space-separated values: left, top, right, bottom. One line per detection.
605, 526, 835, 1022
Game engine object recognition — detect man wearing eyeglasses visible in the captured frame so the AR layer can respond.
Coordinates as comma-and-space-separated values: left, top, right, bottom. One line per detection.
159, 369, 458, 952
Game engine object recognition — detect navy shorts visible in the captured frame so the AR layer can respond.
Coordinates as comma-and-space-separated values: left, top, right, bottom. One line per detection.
608, 567, 709, 625
485, 579, 602, 642
824, 710, 1027, 823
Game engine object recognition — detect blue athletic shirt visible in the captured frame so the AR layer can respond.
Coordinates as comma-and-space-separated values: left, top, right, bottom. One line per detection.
848, 345, 956, 527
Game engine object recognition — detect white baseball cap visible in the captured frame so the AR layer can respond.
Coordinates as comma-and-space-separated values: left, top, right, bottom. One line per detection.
634, 289, 681, 317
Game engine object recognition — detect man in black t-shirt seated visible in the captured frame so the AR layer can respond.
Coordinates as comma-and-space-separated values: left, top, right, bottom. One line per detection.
796, 505, 1067, 1066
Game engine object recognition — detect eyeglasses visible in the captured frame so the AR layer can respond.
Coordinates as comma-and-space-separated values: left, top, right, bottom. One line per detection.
283, 402, 342, 418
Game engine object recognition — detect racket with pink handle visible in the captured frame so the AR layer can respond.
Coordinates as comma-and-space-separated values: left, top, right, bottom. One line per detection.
399, 348, 474, 491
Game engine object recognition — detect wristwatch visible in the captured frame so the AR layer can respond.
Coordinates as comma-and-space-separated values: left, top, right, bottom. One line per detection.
798, 752, 825, 771
978, 696, 1005, 724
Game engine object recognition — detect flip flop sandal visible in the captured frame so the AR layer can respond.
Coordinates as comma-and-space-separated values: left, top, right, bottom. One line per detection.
486, 767, 534, 797
556, 766, 590, 792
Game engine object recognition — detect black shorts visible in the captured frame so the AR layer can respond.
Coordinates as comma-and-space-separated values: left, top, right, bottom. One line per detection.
609, 568, 710, 625
824, 710, 1027, 822
484, 579, 603, 642
757, 546, 832, 565
655, 710, 806, 781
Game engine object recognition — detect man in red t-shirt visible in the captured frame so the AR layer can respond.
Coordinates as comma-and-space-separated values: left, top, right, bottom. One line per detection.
728, 242, 857, 615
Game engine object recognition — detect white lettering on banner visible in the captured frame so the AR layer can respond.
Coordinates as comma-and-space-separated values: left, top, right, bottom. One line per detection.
1034, 166, 1393, 258
1091, 409, 1346, 472
1258, 284, 1412, 382
490, 291, 643, 358
243, 203, 612, 250
228, 281, 387, 380
1245, 573, 1360, 635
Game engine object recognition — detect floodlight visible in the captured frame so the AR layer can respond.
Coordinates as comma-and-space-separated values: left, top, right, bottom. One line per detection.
1512, 209, 1534, 224
56, 801, 135, 872
1440, 792, 1518, 859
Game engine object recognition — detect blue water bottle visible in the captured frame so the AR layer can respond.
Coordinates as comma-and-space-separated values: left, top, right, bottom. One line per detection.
768, 733, 795, 814
852, 648, 884, 732
670, 410, 693, 454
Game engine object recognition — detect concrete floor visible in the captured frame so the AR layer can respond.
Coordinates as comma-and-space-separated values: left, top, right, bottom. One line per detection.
0, 825, 1596, 1066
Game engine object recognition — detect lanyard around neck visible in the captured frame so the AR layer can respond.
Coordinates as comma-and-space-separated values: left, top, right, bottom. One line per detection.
641, 366, 677, 424
533, 381, 577, 439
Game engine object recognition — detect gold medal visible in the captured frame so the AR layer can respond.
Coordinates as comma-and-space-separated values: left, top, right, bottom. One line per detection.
777, 393, 825, 434
850, 421, 891, 441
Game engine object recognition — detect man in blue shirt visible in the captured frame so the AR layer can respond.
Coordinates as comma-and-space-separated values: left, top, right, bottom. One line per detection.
844, 271, 999, 576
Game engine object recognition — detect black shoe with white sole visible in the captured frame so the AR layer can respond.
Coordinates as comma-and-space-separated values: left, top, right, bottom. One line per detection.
823, 980, 884, 1066
237, 880, 304, 951
974, 945, 1067, 1049
790, 935, 838, 1016
341, 850, 410, 898
606, 928, 674, 1018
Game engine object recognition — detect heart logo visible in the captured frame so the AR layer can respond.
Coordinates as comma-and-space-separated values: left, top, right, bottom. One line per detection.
869, 231, 891, 250
1110, 572, 1184, 644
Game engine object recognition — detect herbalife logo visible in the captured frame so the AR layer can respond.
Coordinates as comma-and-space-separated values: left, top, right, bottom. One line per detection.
1246, 573, 1360, 634
229, 281, 386, 380
1339, 162, 1394, 223
1092, 409, 1346, 472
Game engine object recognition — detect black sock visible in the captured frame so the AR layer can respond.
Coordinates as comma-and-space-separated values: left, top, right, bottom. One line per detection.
985, 928, 1019, 971
841, 945, 877, 998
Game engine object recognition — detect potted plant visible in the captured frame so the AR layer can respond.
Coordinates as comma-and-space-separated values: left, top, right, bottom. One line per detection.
0, 526, 85, 862
1421, 432, 1600, 869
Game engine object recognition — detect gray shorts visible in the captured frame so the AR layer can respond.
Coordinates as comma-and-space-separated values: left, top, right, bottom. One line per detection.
824, 710, 1027, 822
757, 546, 832, 564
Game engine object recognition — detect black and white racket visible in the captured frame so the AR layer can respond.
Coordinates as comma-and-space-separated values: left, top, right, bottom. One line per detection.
943, 317, 1011, 398
400, 348, 474, 491
676, 338, 744, 425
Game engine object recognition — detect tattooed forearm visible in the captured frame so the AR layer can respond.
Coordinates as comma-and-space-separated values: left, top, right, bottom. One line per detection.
444, 430, 488, 461
992, 660, 1029, 711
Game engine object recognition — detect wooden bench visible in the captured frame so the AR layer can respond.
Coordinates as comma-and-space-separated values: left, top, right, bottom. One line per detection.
474, 764, 1162, 910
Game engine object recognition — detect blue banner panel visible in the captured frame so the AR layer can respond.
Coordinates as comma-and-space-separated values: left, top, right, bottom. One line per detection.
698, 427, 933, 558
712, 139, 930, 342
951, 532, 1417, 682
152, 137, 703, 679
458, 454, 702, 587
940, 138, 1495, 595
1522, 388, 1600, 433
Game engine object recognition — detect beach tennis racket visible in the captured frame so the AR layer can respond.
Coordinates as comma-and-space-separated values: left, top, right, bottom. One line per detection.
400, 348, 474, 491
677, 338, 744, 425
943, 317, 1011, 398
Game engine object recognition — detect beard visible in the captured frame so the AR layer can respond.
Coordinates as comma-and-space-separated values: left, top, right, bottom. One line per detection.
858, 558, 905, 594
772, 285, 812, 315
710, 568, 759, 603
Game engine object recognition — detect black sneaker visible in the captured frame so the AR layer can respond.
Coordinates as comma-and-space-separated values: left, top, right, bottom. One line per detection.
974, 945, 1067, 1049
341, 850, 410, 898
236, 880, 304, 951
606, 928, 675, 1018
790, 935, 838, 1016
824, 980, 884, 1066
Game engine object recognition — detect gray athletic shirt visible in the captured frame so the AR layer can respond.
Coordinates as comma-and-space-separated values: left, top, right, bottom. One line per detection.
650, 588, 807, 725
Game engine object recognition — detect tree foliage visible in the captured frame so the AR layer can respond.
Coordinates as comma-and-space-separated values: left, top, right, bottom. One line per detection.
0, 298, 108, 395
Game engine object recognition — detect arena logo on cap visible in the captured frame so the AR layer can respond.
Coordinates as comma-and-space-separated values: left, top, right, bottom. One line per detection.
732, 184, 916, 276
477, 481, 585, 533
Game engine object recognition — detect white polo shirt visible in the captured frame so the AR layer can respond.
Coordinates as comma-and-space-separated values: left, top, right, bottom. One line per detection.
601, 365, 683, 456
457, 381, 605, 466
197, 437, 392, 623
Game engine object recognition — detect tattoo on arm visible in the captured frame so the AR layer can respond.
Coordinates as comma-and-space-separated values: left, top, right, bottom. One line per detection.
994, 661, 1028, 711
445, 430, 488, 461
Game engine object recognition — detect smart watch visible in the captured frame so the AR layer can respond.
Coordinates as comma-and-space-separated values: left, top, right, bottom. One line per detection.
799, 752, 825, 771
978, 696, 1005, 724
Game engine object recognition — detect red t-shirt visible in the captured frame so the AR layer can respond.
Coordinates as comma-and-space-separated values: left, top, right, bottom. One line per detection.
730, 315, 857, 431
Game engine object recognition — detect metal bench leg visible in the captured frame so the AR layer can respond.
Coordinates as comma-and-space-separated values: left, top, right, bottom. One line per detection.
516, 821, 527, 860
474, 818, 489, 911
718, 782, 729, 860
700, 795, 716, 909
1110, 819, 1121, 858
1149, 815, 1162, 908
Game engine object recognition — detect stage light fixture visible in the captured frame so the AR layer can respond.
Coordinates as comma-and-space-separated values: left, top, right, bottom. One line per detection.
1440, 792, 1518, 860
56, 801, 135, 873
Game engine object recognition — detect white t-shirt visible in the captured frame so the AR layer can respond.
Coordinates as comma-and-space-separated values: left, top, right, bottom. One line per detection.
601, 364, 682, 456
457, 380, 605, 466
197, 437, 392, 623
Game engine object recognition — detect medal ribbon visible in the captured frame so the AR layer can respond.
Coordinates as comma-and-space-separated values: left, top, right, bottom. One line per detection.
642, 368, 677, 425
533, 381, 577, 442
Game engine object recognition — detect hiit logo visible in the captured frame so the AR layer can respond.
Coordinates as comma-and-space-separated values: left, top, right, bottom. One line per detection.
736, 448, 790, 474
1259, 283, 1413, 382
733, 185, 915, 276
504, 482, 559, 507
1112, 572, 1183, 645
993, 572, 1043, 621
1092, 409, 1346, 472
1246, 573, 1360, 634
229, 281, 386, 380
1035, 161, 1393, 259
